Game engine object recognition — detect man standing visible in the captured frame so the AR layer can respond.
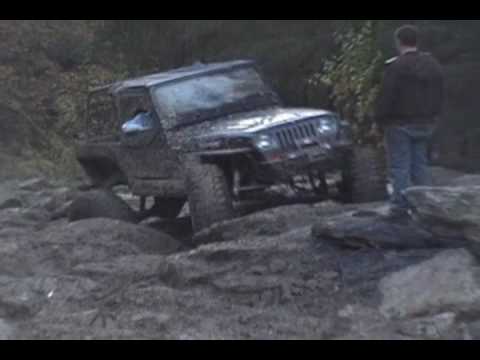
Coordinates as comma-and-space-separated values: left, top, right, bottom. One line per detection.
376, 25, 445, 218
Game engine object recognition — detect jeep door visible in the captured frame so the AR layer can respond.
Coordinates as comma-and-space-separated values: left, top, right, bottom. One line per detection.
117, 89, 182, 182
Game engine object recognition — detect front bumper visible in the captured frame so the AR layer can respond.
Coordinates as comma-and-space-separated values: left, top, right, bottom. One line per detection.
257, 142, 352, 181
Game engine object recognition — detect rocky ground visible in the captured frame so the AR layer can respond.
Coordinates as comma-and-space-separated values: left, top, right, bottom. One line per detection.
1, 167, 480, 340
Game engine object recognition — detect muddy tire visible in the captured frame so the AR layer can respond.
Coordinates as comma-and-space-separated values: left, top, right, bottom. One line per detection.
341, 146, 388, 204
185, 158, 234, 235
68, 190, 138, 223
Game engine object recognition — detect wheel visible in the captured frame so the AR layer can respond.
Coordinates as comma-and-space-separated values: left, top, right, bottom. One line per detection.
149, 198, 185, 219
341, 146, 388, 204
68, 189, 138, 223
185, 157, 235, 235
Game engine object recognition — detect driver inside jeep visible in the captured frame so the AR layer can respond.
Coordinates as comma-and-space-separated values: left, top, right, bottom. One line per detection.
122, 108, 155, 135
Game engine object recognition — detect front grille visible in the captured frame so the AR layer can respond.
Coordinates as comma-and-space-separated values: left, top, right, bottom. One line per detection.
274, 121, 319, 150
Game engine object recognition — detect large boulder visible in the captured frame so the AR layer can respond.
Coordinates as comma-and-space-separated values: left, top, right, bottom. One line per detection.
405, 186, 480, 254
379, 249, 480, 320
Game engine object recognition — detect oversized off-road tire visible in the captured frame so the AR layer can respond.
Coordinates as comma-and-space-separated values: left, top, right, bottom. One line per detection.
185, 158, 234, 235
68, 189, 138, 223
341, 146, 388, 204
149, 198, 185, 219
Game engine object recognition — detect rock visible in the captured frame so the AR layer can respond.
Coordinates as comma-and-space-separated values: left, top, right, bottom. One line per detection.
68, 190, 138, 224
332, 304, 404, 340
338, 305, 355, 319
0, 233, 34, 276
71, 255, 168, 280
396, 313, 457, 339
6, 178, 480, 339
0, 198, 23, 210
35, 219, 182, 269
312, 213, 459, 251
406, 186, 480, 227
1, 180, 70, 212
0, 180, 20, 206
141, 217, 193, 244
0, 319, 14, 340
18, 178, 52, 192
269, 259, 288, 274
379, 249, 480, 320
431, 167, 468, 187
193, 203, 343, 244
466, 320, 480, 340
0, 275, 98, 322
0, 276, 56, 320
131, 312, 171, 331
405, 186, 480, 253
161, 226, 315, 291
20, 208, 51, 223
0, 209, 41, 229
450, 175, 480, 187
34, 187, 75, 213
194, 205, 317, 244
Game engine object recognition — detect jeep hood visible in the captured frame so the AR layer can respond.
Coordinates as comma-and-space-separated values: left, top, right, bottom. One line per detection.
167, 107, 336, 150
201, 108, 333, 137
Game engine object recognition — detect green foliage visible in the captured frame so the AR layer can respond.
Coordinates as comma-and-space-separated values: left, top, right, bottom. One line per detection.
309, 21, 385, 146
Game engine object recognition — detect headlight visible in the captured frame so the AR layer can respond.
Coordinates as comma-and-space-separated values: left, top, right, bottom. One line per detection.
255, 134, 279, 151
317, 118, 339, 135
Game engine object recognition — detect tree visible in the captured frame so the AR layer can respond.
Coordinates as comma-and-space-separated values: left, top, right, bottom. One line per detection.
309, 21, 385, 146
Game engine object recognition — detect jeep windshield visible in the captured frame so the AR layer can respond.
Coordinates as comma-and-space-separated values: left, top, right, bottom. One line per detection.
152, 67, 280, 129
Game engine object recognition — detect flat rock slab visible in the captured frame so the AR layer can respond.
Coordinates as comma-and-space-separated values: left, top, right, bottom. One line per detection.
406, 186, 480, 226
193, 202, 381, 245
312, 213, 465, 251
406, 186, 480, 256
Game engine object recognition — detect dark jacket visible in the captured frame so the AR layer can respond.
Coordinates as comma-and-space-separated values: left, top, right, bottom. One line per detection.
376, 51, 445, 127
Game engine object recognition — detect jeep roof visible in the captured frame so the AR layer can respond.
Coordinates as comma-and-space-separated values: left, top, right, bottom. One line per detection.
90, 60, 256, 95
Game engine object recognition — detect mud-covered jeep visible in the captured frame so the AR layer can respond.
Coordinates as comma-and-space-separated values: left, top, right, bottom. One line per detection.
76, 60, 387, 237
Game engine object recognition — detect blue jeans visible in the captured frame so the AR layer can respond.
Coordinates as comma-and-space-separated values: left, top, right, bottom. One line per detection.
385, 125, 434, 210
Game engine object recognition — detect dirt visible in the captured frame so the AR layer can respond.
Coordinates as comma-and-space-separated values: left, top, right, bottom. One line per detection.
1, 170, 479, 340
